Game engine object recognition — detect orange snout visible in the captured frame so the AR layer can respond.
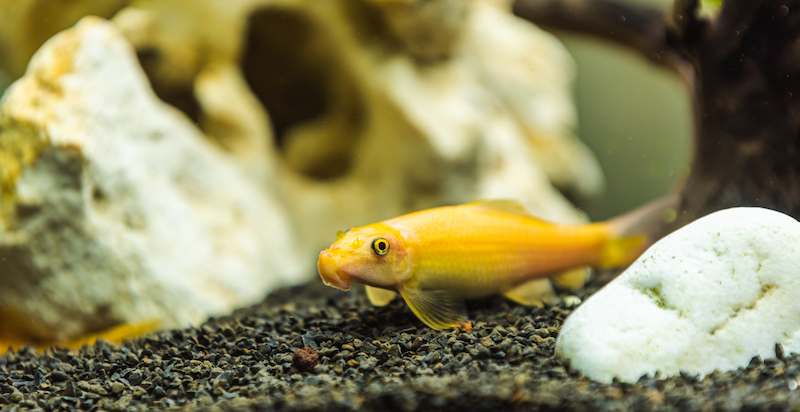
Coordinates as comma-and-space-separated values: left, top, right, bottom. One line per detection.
317, 251, 352, 291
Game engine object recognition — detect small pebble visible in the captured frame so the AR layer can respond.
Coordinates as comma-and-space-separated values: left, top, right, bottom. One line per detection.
152, 386, 166, 399
293, 346, 320, 371
50, 370, 69, 382
111, 381, 125, 394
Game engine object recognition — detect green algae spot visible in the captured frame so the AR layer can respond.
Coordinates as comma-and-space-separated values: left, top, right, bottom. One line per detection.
640, 283, 666, 309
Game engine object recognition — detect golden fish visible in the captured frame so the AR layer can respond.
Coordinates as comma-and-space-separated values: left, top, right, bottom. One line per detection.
317, 199, 674, 330
0, 306, 160, 354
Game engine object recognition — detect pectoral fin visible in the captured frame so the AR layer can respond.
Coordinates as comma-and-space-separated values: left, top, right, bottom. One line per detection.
504, 278, 559, 307
365, 286, 397, 306
398, 286, 468, 330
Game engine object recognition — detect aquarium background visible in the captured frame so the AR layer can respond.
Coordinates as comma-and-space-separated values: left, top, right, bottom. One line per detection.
563, 33, 691, 220
0, 0, 692, 222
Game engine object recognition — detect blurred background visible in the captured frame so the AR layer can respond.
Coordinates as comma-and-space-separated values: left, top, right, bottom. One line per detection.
0, 0, 692, 221
562, 32, 691, 219
0, 0, 691, 346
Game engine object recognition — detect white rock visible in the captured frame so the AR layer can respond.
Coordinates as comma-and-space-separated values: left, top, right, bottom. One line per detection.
0, 18, 304, 341
556, 207, 800, 383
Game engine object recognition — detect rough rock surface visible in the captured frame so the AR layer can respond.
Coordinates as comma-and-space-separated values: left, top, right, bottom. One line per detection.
0, 18, 304, 342
557, 207, 800, 383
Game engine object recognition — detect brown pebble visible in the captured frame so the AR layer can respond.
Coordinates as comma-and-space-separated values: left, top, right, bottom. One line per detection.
459, 320, 473, 332
293, 346, 320, 371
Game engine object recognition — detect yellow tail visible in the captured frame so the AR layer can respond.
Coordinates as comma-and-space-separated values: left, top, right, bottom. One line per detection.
0, 318, 160, 355
597, 194, 679, 268
64, 319, 161, 350
598, 234, 647, 268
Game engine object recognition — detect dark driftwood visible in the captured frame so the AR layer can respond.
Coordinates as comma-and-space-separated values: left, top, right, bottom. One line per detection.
514, 0, 800, 225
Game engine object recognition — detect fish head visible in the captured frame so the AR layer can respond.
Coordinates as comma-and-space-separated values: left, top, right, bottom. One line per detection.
317, 223, 412, 291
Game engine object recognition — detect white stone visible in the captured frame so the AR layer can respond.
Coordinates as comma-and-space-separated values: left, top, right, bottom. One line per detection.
0, 18, 305, 341
556, 207, 800, 383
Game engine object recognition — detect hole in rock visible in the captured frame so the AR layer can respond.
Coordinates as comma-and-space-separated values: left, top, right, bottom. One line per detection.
136, 48, 201, 125
242, 8, 364, 179
90, 186, 109, 212
243, 10, 327, 146
92, 187, 105, 203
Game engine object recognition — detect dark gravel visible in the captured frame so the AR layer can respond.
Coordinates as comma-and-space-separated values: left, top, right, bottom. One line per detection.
2, 280, 800, 411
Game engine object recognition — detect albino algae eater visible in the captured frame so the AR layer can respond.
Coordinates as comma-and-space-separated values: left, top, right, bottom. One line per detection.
317, 199, 674, 330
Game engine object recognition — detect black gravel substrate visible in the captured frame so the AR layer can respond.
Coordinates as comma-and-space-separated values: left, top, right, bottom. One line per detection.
3, 280, 800, 411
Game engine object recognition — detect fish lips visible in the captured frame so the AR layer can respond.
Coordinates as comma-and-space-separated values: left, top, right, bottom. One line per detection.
317, 251, 352, 291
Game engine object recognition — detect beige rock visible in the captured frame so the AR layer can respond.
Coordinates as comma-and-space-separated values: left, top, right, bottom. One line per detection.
0, 18, 304, 341
0, 0, 603, 340
111, 0, 603, 233
366, 0, 470, 62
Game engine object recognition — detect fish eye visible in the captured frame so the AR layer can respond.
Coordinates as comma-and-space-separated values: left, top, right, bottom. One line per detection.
372, 238, 390, 256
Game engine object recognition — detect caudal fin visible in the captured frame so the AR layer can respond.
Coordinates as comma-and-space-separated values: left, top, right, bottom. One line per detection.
598, 194, 679, 268
0, 318, 161, 355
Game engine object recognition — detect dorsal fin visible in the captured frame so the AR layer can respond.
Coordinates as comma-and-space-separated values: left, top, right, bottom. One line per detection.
462, 199, 535, 217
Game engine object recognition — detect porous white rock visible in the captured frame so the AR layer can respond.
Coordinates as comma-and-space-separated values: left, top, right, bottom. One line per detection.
556, 207, 800, 383
0, 18, 304, 341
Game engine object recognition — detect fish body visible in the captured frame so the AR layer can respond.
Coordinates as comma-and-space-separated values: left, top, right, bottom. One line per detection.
317, 199, 671, 330
384, 204, 610, 297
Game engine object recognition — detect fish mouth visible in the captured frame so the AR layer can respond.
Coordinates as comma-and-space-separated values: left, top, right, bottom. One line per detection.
317, 251, 352, 291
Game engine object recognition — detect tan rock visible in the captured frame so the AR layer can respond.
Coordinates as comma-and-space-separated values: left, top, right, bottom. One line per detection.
0, 18, 304, 341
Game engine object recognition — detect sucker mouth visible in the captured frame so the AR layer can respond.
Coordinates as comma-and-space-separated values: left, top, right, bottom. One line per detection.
317, 251, 352, 291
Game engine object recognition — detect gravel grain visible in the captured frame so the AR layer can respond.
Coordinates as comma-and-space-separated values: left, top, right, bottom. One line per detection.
2, 280, 800, 411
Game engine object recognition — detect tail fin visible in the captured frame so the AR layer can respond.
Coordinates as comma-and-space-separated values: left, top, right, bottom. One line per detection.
598, 194, 679, 268
598, 234, 648, 268
65, 319, 161, 349
0, 317, 161, 355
